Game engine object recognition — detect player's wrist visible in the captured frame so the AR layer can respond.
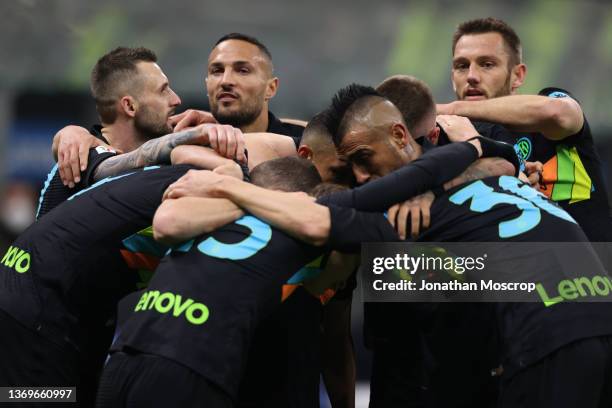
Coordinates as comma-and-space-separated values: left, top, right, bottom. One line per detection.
465, 137, 483, 157
445, 100, 464, 116
215, 176, 242, 199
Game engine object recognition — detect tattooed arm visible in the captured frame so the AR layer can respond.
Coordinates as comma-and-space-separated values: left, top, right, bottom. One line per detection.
442, 157, 515, 191
92, 124, 241, 181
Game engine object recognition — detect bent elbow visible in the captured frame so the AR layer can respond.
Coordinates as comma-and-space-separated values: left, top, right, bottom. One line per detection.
544, 99, 583, 139
153, 208, 181, 245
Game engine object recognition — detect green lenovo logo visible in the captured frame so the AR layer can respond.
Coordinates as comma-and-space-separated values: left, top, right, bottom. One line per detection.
536, 275, 612, 307
1, 245, 31, 273
134, 290, 210, 325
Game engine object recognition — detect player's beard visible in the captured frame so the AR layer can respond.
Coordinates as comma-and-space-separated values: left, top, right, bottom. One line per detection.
134, 105, 173, 139
211, 96, 264, 129
489, 72, 513, 99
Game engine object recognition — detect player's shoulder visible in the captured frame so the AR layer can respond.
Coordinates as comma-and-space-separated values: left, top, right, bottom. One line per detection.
267, 112, 304, 147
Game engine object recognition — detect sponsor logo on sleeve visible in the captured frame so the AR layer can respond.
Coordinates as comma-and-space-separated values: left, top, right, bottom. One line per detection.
95, 146, 116, 155
548, 91, 569, 98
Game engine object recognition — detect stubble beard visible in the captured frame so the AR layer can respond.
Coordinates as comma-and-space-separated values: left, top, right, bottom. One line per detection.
135, 106, 172, 139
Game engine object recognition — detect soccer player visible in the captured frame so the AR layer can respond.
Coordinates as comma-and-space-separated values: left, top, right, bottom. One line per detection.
0, 153, 244, 406
196, 33, 320, 407
439, 17, 612, 242
323, 84, 612, 408
171, 33, 305, 146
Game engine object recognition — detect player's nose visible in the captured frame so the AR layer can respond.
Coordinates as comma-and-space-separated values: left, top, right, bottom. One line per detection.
352, 165, 371, 185
467, 64, 480, 84
169, 88, 181, 107
220, 69, 236, 87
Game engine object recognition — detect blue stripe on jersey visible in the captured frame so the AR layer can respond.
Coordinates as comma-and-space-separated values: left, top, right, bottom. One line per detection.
36, 164, 59, 219
67, 165, 162, 201
67, 172, 136, 201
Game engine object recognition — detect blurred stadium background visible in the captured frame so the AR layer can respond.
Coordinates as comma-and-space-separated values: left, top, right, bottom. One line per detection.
1, 1, 610, 406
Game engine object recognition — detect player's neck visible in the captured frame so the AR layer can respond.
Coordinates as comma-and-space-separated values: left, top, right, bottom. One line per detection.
102, 121, 145, 153
240, 106, 269, 134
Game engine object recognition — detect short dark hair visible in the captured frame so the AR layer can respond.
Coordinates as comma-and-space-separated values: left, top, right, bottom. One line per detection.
250, 157, 322, 193
325, 84, 380, 147
301, 110, 333, 149
90, 47, 157, 124
453, 17, 522, 67
376, 75, 435, 137
214, 32, 273, 61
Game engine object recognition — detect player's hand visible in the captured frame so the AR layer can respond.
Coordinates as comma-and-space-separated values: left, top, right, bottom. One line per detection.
387, 191, 435, 240
163, 169, 230, 200
170, 109, 217, 131
524, 161, 543, 189
203, 124, 246, 164
436, 114, 478, 142
53, 125, 112, 188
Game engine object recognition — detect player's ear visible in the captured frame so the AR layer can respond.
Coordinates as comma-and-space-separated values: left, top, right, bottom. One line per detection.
427, 126, 440, 145
510, 63, 526, 93
265, 77, 279, 101
297, 145, 313, 160
391, 122, 409, 147
120, 95, 138, 118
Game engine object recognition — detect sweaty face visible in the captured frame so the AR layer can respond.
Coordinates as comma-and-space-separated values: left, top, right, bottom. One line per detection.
338, 127, 407, 185
134, 62, 181, 138
206, 40, 272, 128
452, 32, 514, 101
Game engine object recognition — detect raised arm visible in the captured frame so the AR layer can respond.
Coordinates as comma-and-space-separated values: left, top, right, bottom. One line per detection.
437, 93, 584, 141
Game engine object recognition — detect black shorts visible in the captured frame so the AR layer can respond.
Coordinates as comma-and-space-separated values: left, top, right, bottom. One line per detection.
0, 309, 79, 407
499, 336, 612, 408
96, 350, 232, 408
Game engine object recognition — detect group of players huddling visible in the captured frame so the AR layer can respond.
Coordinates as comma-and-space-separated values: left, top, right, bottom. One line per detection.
1, 17, 612, 408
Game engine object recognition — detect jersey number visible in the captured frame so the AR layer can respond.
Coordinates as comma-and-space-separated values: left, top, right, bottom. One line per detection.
449, 176, 575, 238
197, 215, 272, 260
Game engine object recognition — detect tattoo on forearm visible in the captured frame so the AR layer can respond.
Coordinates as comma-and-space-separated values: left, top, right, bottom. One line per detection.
445, 158, 510, 190
93, 129, 200, 180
